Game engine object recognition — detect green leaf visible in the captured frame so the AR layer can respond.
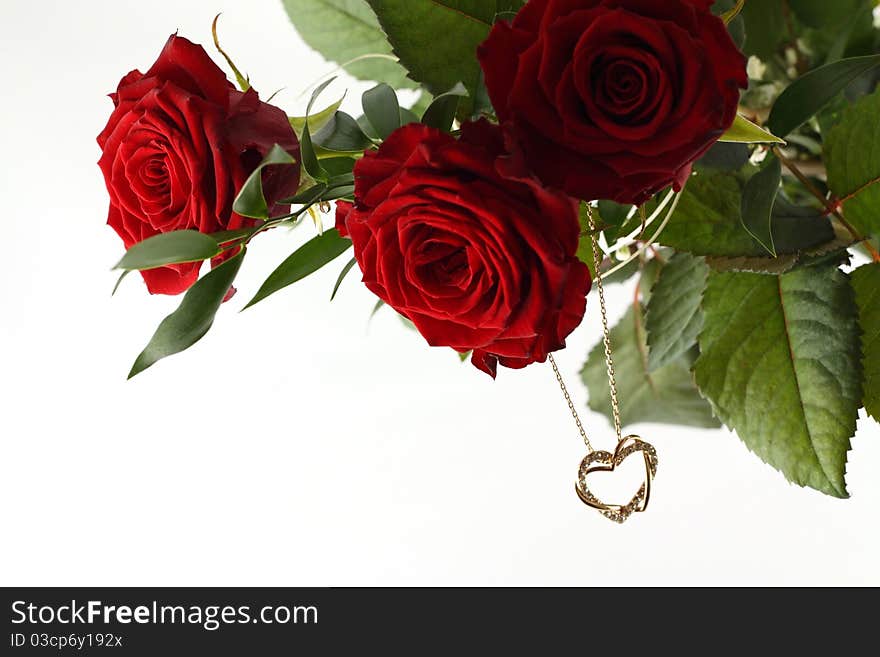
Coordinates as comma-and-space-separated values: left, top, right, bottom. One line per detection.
319, 157, 357, 178
280, 0, 416, 89
740, 0, 787, 61
706, 254, 799, 275
209, 228, 255, 245
789, 0, 863, 29
128, 250, 245, 378
114, 231, 221, 271
826, 87, 880, 238
695, 265, 862, 497
365, 0, 502, 117
421, 83, 468, 132
851, 263, 880, 421
280, 183, 328, 206
299, 80, 338, 182
232, 144, 299, 219
244, 229, 352, 309
645, 254, 709, 372
740, 157, 782, 257
361, 83, 401, 140
767, 55, 880, 138
696, 141, 750, 172
331, 256, 358, 300
313, 111, 374, 153
659, 172, 834, 257
719, 115, 785, 144
289, 95, 345, 138
580, 305, 720, 429
111, 270, 130, 296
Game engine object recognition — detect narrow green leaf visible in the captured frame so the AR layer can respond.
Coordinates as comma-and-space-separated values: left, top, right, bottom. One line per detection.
768, 55, 880, 138
645, 254, 709, 372
695, 265, 862, 497
851, 263, 880, 421
299, 78, 338, 182
232, 144, 299, 219
128, 250, 245, 378
741, 157, 782, 257
369, 298, 386, 319
111, 270, 130, 296
280, 183, 328, 206
209, 228, 255, 245
581, 305, 719, 428
244, 229, 352, 309
719, 115, 785, 144
114, 231, 221, 271
322, 185, 356, 201
331, 256, 358, 300
362, 83, 401, 140
289, 94, 345, 138
313, 111, 373, 153
825, 87, 880, 238
421, 82, 468, 132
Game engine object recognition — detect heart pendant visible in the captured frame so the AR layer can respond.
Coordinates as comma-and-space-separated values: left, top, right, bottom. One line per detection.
575, 436, 658, 524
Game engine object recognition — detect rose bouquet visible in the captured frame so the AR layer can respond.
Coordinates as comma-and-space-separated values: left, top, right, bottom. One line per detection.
100, 1, 880, 500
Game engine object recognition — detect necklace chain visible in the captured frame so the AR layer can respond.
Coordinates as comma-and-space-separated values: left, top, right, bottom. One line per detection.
548, 203, 622, 452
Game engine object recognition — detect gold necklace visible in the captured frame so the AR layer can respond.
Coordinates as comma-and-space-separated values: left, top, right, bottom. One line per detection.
549, 204, 658, 524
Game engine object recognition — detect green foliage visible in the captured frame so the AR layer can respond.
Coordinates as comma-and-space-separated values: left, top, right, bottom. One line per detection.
695, 265, 862, 497
825, 87, 880, 238
720, 115, 785, 144
245, 229, 352, 309
421, 83, 468, 132
581, 305, 720, 429
788, 0, 864, 30
129, 250, 246, 378
289, 95, 345, 138
233, 145, 300, 219
281, 0, 416, 89
739, 0, 787, 61
361, 83, 401, 139
365, 0, 503, 116
660, 172, 834, 257
645, 254, 709, 372
114, 231, 222, 271
313, 111, 374, 154
768, 55, 880, 137
851, 263, 880, 421
331, 256, 358, 300
740, 157, 782, 256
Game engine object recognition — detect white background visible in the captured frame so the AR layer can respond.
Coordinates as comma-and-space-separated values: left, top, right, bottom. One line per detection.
1, 0, 878, 586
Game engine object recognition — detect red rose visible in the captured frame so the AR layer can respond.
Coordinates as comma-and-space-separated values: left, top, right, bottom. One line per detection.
478, 0, 748, 205
98, 35, 301, 295
337, 121, 591, 377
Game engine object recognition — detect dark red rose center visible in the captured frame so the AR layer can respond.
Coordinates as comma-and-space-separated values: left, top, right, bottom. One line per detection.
410, 237, 472, 294
588, 51, 661, 123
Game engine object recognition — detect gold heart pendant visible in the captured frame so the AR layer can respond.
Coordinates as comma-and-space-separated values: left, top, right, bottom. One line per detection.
575, 436, 658, 524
